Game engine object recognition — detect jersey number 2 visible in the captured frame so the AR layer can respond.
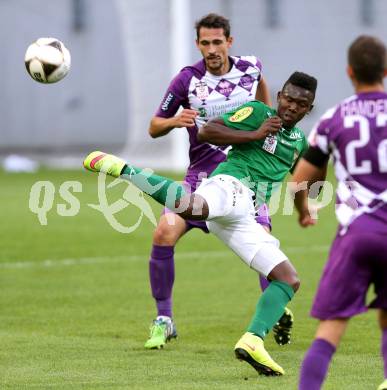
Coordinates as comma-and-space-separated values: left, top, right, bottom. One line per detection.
344, 114, 387, 175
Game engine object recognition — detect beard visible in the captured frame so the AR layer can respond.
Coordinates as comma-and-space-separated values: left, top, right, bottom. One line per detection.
206, 57, 223, 73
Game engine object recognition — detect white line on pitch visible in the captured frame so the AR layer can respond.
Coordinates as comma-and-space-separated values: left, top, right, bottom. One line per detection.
0, 245, 329, 270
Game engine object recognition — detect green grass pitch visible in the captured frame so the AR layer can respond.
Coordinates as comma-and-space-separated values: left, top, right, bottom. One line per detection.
0, 168, 383, 389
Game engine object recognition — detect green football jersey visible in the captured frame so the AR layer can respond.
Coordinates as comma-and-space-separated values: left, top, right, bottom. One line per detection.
211, 100, 308, 204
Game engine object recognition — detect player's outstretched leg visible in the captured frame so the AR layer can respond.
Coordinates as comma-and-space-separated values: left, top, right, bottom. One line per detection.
83, 151, 208, 219
144, 315, 177, 349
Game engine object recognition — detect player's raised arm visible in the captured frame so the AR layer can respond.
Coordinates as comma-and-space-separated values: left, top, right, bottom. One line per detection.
198, 116, 282, 145
148, 109, 198, 138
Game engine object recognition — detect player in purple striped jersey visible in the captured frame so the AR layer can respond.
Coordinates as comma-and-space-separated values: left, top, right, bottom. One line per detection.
144, 13, 292, 350
292, 36, 387, 390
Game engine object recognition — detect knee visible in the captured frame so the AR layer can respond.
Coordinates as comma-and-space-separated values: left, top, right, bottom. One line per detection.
286, 268, 301, 292
272, 274, 300, 293
268, 261, 300, 292
290, 276, 301, 293
152, 226, 175, 246
153, 223, 179, 246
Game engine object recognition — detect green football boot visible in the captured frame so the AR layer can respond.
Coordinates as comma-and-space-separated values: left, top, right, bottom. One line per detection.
377, 379, 387, 390
83, 151, 126, 178
144, 316, 178, 350
235, 332, 285, 376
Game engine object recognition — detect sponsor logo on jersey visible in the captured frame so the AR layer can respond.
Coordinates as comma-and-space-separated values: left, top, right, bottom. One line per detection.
195, 82, 209, 100
161, 92, 175, 111
229, 106, 253, 122
290, 131, 303, 139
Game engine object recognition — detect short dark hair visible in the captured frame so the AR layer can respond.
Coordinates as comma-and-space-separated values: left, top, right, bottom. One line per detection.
195, 13, 231, 40
283, 71, 318, 97
348, 35, 386, 84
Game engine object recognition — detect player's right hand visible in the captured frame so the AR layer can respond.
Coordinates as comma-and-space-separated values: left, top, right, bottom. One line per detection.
173, 109, 198, 128
299, 213, 317, 227
254, 116, 282, 140
298, 205, 319, 228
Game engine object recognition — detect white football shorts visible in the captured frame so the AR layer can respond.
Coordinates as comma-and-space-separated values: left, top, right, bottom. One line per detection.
194, 174, 288, 276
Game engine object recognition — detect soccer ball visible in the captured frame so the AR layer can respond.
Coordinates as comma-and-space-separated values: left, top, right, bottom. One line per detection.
24, 38, 71, 84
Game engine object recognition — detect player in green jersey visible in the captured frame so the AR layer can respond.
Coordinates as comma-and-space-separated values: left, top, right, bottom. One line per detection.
208, 101, 309, 205
83, 71, 317, 376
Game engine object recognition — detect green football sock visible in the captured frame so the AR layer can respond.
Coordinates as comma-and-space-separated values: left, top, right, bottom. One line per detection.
247, 280, 294, 339
121, 165, 186, 210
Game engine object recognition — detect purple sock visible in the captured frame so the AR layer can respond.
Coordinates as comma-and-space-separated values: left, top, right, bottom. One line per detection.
382, 328, 387, 377
259, 274, 270, 291
299, 338, 336, 390
149, 245, 174, 318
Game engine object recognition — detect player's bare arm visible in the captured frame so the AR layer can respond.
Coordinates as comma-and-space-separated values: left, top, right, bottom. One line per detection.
198, 116, 282, 145
255, 76, 272, 107
291, 158, 327, 227
148, 109, 198, 138
292, 188, 316, 228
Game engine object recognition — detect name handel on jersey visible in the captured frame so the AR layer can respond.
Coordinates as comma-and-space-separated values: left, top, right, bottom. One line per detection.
341, 98, 387, 118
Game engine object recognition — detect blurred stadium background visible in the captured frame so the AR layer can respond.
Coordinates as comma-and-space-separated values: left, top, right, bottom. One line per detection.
1, 0, 387, 170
